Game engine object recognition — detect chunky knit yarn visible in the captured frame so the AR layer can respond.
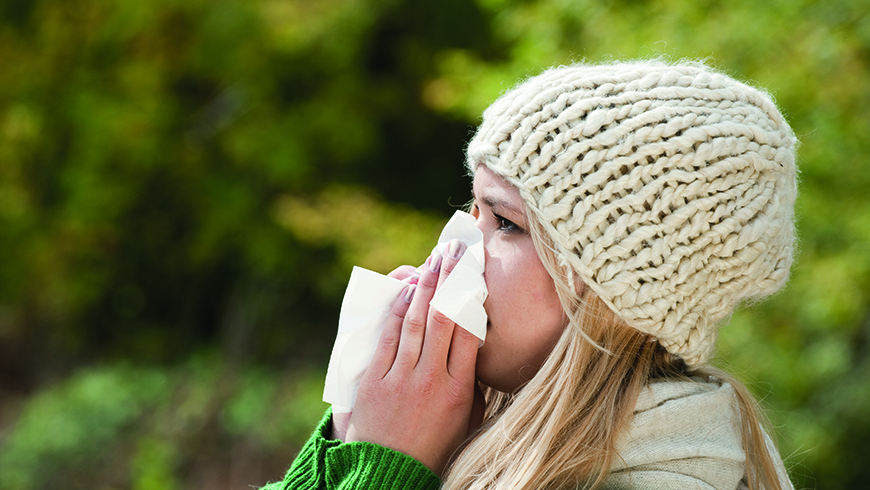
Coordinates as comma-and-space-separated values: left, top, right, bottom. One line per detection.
467, 62, 798, 366
263, 409, 441, 490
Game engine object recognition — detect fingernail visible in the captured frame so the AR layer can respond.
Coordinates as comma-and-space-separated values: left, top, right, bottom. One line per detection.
447, 239, 463, 259
404, 284, 416, 302
429, 253, 442, 272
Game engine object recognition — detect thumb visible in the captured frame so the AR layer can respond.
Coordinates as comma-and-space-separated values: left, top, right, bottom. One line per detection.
468, 383, 486, 436
332, 410, 352, 442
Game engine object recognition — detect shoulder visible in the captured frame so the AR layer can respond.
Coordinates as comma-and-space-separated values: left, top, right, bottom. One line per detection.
607, 378, 745, 490
633, 377, 737, 416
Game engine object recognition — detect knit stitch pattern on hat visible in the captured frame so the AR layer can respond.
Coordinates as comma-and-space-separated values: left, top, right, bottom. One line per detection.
467, 61, 798, 366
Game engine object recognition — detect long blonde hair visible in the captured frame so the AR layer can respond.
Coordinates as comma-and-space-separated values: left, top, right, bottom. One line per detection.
442, 205, 787, 490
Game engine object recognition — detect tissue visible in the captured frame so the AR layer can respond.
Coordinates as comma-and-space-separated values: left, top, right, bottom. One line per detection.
322, 211, 487, 412
429, 212, 488, 339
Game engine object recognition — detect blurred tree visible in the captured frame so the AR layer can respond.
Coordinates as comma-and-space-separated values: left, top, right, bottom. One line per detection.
0, 0, 496, 380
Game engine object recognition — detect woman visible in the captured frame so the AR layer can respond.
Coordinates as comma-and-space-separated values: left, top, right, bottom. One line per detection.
265, 60, 797, 490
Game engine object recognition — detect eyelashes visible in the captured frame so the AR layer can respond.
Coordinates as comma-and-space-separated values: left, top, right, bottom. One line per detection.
495, 213, 521, 233
472, 202, 524, 234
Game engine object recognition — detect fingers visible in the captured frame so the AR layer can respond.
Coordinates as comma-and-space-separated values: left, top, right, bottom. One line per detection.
436, 240, 465, 289
446, 323, 479, 378
420, 240, 468, 369
394, 254, 440, 369
388, 265, 420, 284
332, 411, 352, 442
467, 383, 486, 436
393, 239, 470, 372
367, 283, 415, 378
439, 240, 478, 379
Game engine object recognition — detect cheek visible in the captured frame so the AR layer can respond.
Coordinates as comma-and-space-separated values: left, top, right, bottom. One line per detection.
532, 288, 552, 302
486, 242, 560, 315
482, 247, 525, 304
519, 257, 564, 329
519, 254, 557, 298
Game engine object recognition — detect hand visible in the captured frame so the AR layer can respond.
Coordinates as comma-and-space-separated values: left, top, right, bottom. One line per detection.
329, 264, 421, 442
345, 240, 481, 476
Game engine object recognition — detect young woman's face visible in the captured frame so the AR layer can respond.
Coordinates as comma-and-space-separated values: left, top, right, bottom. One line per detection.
471, 165, 566, 393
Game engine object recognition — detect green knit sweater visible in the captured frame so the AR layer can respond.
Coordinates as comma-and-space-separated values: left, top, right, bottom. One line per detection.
261, 409, 441, 490
261, 380, 794, 490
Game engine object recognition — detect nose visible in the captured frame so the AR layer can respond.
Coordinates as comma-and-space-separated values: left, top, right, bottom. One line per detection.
472, 212, 492, 264
473, 213, 483, 232
471, 209, 486, 239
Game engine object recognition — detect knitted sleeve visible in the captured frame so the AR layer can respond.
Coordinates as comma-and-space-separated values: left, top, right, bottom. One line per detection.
260, 408, 442, 490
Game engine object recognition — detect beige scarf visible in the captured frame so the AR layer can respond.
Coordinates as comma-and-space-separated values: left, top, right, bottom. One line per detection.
605, 380, 793, 490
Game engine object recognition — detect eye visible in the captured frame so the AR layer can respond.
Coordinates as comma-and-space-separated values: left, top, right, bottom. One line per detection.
495, 213, 521, 233
472, 199, 525, 234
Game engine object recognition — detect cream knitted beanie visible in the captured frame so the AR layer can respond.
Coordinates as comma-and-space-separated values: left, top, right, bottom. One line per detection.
467, 61, 798, 366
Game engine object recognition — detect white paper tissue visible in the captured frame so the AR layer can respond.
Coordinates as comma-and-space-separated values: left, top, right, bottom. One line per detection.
322, 211, 487, 412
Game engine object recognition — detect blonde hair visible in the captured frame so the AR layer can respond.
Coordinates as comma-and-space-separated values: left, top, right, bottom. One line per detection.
442, 202, 787, 490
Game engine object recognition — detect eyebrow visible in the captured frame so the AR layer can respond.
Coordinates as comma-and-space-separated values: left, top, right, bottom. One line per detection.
473, 190, 525, 219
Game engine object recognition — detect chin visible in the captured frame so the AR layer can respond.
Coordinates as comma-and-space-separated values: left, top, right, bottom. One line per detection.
475, 366, 522, 394
475, 352, 542, 394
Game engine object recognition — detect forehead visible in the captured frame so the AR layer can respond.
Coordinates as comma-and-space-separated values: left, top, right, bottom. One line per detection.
473, 166, 522, 204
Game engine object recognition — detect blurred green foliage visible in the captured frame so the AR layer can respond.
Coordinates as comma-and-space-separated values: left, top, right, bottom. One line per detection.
0, 356, 327, 490
0, 0, 868, 489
